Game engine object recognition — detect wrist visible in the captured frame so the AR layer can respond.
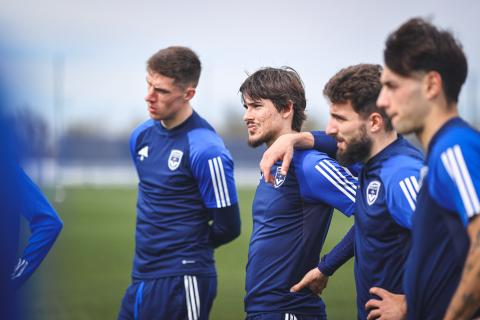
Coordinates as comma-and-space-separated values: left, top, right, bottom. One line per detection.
293, 132, 314, 149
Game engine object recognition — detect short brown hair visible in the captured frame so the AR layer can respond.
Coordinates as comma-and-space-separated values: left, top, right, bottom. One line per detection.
239, 67, 307, 132
323, 64, 393, 131
384, 18, 468, 104
147, 46, 201, 88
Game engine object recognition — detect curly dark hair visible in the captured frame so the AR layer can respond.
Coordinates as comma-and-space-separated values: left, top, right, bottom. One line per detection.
323, 64, 393, 131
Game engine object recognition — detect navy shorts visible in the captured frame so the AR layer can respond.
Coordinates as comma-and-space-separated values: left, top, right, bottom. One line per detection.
118, 275, 216, 320
246, 313, 325, 320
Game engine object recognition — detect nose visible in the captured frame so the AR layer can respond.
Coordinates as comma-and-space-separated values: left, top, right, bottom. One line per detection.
325, 118, 337, 137
243, 106, 253, 122
376, 87, 388, 110
145, 87, 156, 102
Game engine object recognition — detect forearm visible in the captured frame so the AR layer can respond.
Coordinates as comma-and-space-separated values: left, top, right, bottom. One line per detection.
209, 204, 241, 248
318, 225, 355, 275
13, 214, 63, 288
13, 169, 63, 288
311, 131, 337, 159
444, 217, 480, 320
290, 132, 315, 149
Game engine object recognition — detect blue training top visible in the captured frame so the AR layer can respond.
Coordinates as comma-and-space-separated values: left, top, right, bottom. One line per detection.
129, 110, 239, 279
353, 136, 423, 319
245, 148, 356, 316
313, 134, 423, 319
404, 118, 480, 319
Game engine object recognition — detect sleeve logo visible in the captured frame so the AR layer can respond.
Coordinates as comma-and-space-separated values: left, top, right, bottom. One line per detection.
138, 145, 149, 161
366, 180, 381, 205
168, 149, 183, 171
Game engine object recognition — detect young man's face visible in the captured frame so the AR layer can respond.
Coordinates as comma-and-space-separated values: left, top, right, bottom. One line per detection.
242, 96, 285, 148
377, 67, 430, 135
144, 71, 188, 121
325, 102, 372, 165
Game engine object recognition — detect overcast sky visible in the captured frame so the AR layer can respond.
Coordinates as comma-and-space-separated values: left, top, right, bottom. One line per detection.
1, 0, 479, 136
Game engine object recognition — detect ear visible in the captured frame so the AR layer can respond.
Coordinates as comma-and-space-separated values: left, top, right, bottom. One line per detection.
281, 100, 294, 119
424, 71, 443, 100
369, 112, 384, 134
184, 87, 196, 101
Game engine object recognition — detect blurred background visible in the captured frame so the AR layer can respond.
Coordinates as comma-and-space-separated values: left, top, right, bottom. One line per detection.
1, 0, 479, 319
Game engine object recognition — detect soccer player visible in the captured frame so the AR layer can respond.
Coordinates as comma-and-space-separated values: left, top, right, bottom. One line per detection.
260, 64, 424, 320
370, 18, 480, 319
240, 67, 357, 319
118, 47, 241, 320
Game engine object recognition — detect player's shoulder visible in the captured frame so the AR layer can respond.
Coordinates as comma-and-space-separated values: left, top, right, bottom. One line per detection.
186, 112, 230, 160
293, 149, 351, 181
130, 119, 155, 142
293, 148, 331, 168
129, 118, 155, 154
429, 118, 480, 166
379, 141, 423, 189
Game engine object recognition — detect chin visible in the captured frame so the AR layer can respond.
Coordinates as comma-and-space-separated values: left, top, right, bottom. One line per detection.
247, 136, 265, 148
394, 121, 416, 135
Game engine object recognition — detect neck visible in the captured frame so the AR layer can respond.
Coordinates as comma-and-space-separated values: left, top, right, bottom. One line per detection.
161, 104, 193, 130
367, 130, 398, 161
416, 103, 458, 151
266, 127, 296, 148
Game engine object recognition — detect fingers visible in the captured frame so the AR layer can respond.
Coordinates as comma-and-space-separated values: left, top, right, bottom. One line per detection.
369, 287, 389, 299
290, 270, 314, 292
259, 154, 275, 184
366, 308, 381, 320
310, 283, 325, 295
259, 134, 296, 184
365, 298, 382, 311
290, 278, 307, 293
279, 148, 293, 176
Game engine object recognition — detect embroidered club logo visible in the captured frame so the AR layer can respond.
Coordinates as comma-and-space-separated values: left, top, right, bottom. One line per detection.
366, 180, 381, 205
274, 167, 286, 189
138, 146, 149, 161
168, 149, 183, 171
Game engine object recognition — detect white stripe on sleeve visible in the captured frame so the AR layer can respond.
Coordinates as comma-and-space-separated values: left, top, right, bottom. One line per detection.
445, 147, 475, 216
399, 180, 416, 211
216, 157, 231, 206
410, 176, 420, 193
404, 177, 418, 202
453, 145, 480, 216
323, 160, 358, 191
208, 159, 221, 208
212, 158, 226, 208
315, 165, 356, 203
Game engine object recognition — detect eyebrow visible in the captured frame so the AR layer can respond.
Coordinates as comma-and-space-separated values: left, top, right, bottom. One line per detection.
245, 100, 263, 107
331, 112, 348, 120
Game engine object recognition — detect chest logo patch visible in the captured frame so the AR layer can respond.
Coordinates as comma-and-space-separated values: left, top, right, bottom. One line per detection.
168, 149, 183, 171
366, 180, 381, 205
274, 167, 286, 189
138, 146, 149, 161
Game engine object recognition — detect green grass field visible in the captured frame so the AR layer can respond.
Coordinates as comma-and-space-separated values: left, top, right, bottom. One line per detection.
28, 186, 356, 319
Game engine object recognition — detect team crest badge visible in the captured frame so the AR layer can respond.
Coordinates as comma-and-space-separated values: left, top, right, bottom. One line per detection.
274, 167, 286, 189
366, 181, 381, 205
168, 149, 183, 171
